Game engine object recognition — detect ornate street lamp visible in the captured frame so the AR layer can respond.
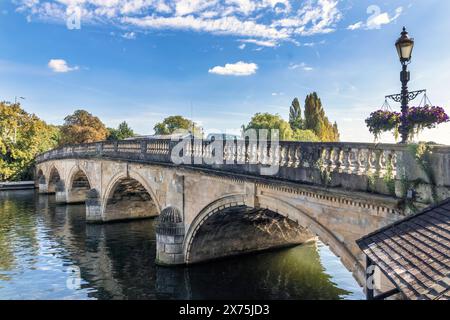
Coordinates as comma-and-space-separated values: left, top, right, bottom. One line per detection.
385, 27, 425, 143
395, 27, 414, 63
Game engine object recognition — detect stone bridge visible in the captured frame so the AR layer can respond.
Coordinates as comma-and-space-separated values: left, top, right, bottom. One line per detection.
34, 139, 450, 288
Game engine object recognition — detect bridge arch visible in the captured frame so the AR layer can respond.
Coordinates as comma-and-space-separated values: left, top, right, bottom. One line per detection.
257, 194, 364, 281
183, 194, 313, 265
36, 169, 44, 187
101, 171, 161, 222
47, 166, 61, 194
183, 194, 363, 282
66, 166, 92, 203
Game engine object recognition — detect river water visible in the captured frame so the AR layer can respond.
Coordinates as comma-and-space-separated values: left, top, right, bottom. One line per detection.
0, 190, 364, 300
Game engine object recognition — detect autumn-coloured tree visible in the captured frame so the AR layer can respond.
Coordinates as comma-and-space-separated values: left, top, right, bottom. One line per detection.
60, 110, 108, 145
304, 92, 339, 142
0, 102, 59, 180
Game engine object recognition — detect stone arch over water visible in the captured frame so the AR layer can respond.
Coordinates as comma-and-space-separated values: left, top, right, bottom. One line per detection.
47, 167, 61, 194
102, 177, 160, 222
183, 194, 364, 284
67, 168, 92, 203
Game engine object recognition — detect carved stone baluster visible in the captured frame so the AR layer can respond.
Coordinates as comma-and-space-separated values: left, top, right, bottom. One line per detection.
354, 149, 362, 174
342, 148, 350, 173
320, 147, 328, 171
389, 150, 398, 177
294, 146, 301, 168
302, 146, 311, 168
235, 144, 241, 163
257, 145, 263, 165
366, 149, 375, 175
198, 142, 203, 159
223, 143, 228, 162
284, 145, 291, 167
266, 145, 272, 166
250, 143, 257, 164
359, 149, 369, 175
370, 149, 379, 175
377, 150, 385, 177
335, 147, 343, 172
279, 145, 286, 167
329, 147, 337, 171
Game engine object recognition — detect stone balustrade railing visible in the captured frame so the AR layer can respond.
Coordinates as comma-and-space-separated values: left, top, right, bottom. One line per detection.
36, 139, 450, 203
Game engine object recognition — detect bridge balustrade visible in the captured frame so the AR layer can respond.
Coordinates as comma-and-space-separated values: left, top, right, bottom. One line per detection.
35, 139, 450, 199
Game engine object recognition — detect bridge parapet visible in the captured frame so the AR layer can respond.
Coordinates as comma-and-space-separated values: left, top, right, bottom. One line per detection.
36, 139, 450, 207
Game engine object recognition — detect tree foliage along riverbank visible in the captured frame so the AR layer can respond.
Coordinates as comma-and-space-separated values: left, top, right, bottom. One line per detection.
60, 110, 109, 145
154, 115, 203, 137
0, 106, 136, 181
243, 92, 339, 142
0, 102, 59, 181
1, 94, 339, 181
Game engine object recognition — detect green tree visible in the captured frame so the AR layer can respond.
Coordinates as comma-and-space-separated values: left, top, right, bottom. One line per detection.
60, 110, 108, 145
304, 92, 340, 142
108, 121, 135, 141
289, 98, 303, 130
292, 129, 320, 142
153, 115, 202, 137
243, 113, 293, 141
0, 102, 59, 181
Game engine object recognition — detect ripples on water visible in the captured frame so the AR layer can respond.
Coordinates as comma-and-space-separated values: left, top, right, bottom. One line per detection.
0, 190, 364, 300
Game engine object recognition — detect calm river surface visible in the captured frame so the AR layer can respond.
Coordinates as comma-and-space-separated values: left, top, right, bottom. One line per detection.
0, 190, 364, 300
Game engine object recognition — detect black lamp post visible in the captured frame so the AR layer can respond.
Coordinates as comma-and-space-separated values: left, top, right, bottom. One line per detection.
385, 27, 425, 143
396, 27, 415, 144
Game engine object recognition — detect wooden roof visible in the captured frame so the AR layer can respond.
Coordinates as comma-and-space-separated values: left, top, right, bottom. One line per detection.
357, 198, 450, 300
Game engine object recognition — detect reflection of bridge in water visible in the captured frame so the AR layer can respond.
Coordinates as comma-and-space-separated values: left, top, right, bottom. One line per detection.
35, 139, 450, 291
33, 194, 355, 300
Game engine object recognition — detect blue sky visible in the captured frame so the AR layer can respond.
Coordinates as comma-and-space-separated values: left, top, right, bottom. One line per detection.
1, 0, 449, 144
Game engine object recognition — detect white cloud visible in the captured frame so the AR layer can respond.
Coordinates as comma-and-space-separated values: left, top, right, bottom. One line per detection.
289, 62, 313, 71
238, 38, 278, 47
208, 61, 258, 76
48, 59, 79, 73
122, 15, 290, 40
122, 31, 136, 39
14, 0, 343, 43
348, 6, 403, 31
347, 21, 363, 31
302, 40, 325, 47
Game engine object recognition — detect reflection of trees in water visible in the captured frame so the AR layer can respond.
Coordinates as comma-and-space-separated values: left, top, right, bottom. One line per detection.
185, 243, 350, 300
0, 191, 39, 280
4, 191, 353, 299
36, 198, 126, 300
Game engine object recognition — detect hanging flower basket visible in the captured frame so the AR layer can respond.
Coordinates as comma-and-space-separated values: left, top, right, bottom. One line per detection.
366, 104, 448, 142
406, 105, 449, 137
365, 110, 401, 141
